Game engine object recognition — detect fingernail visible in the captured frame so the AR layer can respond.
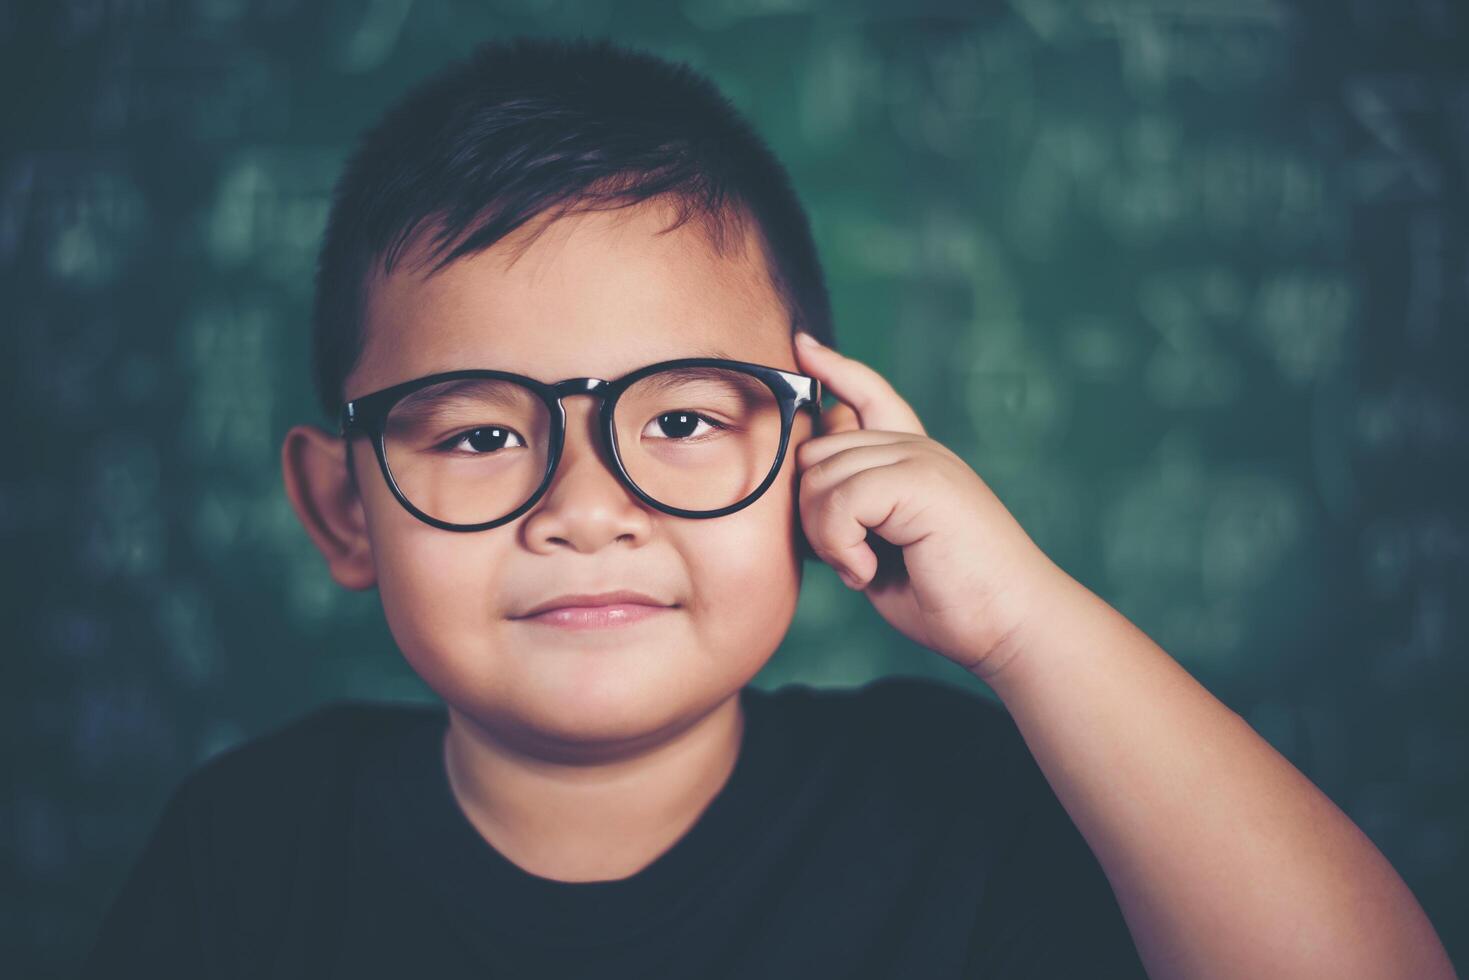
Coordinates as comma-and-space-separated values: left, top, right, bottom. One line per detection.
795, 332, 821, 348
840, 568, 863, 589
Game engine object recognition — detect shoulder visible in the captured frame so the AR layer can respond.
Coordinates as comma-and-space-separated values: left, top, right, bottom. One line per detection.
845, 673, 1009, 720
759, 674, 1016, 737
818, 674, 1020, 747
169, 699, 440, 828
88, 702, 441, 973
194, 699, 432, 775
853, 675, 1029, 767
759, 675, 1034, 796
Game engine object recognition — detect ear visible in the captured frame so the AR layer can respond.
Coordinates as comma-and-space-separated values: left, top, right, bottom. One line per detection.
280, 424, 377, 590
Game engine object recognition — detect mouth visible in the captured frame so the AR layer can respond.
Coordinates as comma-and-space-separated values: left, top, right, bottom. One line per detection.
515, 602, 676, 630
511, 590, 679, 630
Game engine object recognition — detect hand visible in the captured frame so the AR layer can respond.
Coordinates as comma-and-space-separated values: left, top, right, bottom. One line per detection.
792, 331, 1066, 676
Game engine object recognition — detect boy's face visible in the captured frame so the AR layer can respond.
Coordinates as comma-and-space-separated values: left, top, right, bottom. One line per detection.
308, 198, 812, 749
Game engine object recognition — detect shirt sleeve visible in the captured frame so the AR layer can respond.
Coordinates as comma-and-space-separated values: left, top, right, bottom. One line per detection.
78, 775, 211, 979
965, 739, 1152, 979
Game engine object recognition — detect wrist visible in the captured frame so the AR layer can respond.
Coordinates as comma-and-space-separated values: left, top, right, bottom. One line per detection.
966, 557, 1084, 687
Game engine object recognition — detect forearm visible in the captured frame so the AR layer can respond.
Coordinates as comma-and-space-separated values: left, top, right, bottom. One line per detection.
976, 563, 1455, 980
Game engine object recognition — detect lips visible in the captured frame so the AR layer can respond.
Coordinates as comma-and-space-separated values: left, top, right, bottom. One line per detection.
517, 603, 673, 630
513, 590, 674, 619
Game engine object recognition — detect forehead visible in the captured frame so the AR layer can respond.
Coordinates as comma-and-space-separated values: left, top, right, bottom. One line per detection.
348, 199, 793, 399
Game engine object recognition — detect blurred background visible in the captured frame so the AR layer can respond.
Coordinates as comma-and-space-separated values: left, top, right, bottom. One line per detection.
3, 0, 1465, 975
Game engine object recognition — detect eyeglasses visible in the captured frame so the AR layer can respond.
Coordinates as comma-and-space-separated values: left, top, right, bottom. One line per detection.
339, 357, 824, 532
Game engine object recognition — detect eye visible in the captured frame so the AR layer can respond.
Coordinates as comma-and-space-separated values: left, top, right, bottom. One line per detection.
641, 411, 726, 441
438, 426, 528, 455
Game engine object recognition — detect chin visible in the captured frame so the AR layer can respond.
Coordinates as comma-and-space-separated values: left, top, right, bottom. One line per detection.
507, 658, 702, 732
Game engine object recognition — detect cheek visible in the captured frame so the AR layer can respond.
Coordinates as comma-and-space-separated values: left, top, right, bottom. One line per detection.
681, 467, 804, 660
358, 472, 509, 683
357, 447, 499, 596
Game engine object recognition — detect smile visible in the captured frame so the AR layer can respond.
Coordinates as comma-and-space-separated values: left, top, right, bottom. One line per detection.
515, 603, 675, 630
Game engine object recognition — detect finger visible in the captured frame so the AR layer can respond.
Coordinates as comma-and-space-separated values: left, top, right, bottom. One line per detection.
794, 333, 927, 436
798, 442, 917, 497
818, 401, 861, 436
800, 459, 926, 586
795, 428, 924, 472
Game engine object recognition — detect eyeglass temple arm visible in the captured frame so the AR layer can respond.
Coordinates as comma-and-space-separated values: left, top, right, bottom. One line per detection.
338, 402, 359, 438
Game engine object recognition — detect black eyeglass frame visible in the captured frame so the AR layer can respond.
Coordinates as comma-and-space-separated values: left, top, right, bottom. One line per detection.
338, 357, 824, 532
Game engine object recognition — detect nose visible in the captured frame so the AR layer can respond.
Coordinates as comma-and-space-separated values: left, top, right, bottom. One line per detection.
519, 392, 655, 554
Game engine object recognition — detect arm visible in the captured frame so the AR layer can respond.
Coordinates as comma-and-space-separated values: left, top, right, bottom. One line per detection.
975, 559, 1457, 980
786, 331, 1455, 978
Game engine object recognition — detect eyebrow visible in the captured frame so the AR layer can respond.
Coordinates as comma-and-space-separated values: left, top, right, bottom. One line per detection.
391, 378, 535, 422
674, 345, 745, 362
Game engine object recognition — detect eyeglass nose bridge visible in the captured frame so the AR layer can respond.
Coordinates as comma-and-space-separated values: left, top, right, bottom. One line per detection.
552, 377, 611, 399
540, 376, 648, 505
546, 376, 621, 453
548, 377, 619, 436
543, 377, 620, 470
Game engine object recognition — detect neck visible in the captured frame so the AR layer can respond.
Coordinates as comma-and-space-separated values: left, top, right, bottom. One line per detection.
441, 692, 746, 883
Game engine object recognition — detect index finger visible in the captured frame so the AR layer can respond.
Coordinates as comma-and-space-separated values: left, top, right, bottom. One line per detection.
794, 332, 927, 436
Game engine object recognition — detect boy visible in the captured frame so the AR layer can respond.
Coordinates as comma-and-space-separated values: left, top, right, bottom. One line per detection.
82, 35, 1452, 979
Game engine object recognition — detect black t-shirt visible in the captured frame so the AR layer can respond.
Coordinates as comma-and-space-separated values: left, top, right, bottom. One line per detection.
80, 676, 1149, 979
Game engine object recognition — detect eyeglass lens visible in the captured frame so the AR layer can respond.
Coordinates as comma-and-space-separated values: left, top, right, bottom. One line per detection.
379, 366, 785, 525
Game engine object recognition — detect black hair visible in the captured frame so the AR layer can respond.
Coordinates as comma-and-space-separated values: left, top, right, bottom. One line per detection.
310, 33, 836, 426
